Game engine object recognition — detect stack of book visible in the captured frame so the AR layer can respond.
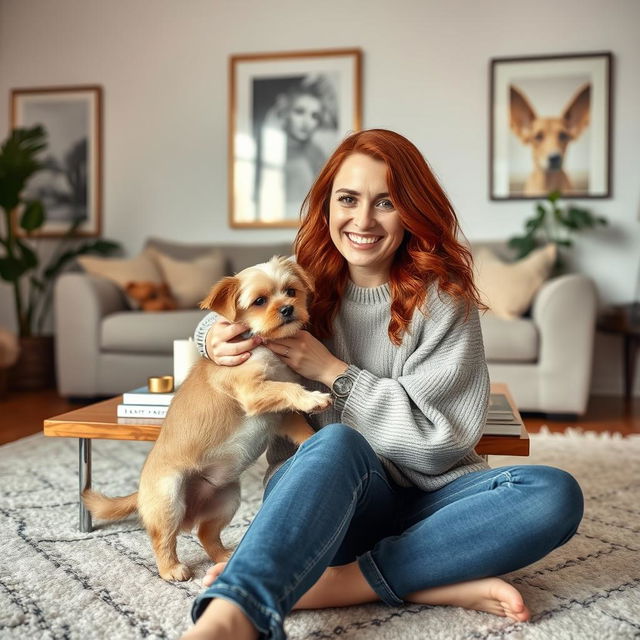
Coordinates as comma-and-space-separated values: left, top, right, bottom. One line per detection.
484, 392, 524, 436
117, 385, 175, 420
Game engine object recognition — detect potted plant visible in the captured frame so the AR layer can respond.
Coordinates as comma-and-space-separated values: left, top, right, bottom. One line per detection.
508, 190, 608, 272
0, 125, 120, 389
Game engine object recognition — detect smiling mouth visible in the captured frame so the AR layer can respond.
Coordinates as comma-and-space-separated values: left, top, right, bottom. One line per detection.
345, 232, 382, 245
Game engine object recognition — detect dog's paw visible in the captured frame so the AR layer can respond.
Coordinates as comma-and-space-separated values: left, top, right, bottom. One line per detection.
300, 391, 333, 414
160, 563, 192, 581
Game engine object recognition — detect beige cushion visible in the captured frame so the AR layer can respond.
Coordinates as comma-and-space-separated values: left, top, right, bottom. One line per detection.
148, 248, 226, 309
77, 250, 163, 309
474, 244, 557, 320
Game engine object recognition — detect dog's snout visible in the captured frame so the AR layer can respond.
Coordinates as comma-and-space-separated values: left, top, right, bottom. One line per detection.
547, 153, 563, 170
279, 305, 294, 318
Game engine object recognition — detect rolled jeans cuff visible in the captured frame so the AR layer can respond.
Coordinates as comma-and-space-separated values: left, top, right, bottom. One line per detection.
191, 583, 284, 640
357, 551, 404, 607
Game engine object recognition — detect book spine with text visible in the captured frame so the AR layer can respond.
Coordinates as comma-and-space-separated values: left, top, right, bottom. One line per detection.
116, 404, 168, 419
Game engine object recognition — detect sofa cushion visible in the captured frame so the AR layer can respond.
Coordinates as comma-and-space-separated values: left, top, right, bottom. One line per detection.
147, 248, 226, 309
145, 238, 293, 275
101, 310, 209, 354
479, 312, 538, 363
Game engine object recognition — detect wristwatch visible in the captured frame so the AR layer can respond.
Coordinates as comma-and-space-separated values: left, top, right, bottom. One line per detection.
331, 367, 355, 398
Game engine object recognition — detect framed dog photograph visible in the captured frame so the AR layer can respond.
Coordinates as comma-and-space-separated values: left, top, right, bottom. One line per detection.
490, 52, 612, 200
229, 48, 362, 228
11, 85, 103, 237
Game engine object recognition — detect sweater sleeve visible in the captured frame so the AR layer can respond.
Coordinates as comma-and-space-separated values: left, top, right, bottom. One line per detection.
333, 296, 490, 477
194, 311, 219, 358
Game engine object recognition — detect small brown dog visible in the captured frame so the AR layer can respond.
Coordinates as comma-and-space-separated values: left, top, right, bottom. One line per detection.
83, 256, 331, 580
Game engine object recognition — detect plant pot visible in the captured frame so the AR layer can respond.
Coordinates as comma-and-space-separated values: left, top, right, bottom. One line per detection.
9, 336, 56, 391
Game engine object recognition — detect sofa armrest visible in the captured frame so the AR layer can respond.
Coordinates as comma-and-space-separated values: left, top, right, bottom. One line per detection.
54, 272, 128, 397
531, 273, 597, 413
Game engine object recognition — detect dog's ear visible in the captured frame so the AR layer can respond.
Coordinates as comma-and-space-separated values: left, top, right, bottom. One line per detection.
562, 83, 590, 140
288, 260, 315, 297
200, 276, 240, 321
509, 85, 537, 143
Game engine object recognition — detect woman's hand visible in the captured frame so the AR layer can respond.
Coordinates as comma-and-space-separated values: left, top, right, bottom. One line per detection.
265, 330, 347, 388
205, 321, 262, 366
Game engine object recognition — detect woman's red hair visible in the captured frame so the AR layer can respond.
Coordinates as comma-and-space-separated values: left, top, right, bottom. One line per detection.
294, 129, 483, 345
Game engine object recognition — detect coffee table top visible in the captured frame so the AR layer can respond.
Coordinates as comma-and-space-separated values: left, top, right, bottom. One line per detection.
44, 383, 529, 456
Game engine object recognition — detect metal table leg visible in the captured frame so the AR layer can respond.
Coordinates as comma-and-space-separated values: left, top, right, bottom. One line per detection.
79, 438, 92, 532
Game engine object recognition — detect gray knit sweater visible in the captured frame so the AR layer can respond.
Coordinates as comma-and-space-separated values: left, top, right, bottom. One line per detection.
194, 279, 491, 492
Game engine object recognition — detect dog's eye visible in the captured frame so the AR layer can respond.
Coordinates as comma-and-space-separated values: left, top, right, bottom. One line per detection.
285, 288, 296, 298
558, 132, 570, 142
534, 132, 544, 142
253, 297, 267, 306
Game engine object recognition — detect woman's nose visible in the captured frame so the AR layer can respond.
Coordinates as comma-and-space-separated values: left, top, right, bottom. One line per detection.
353, 206, 375, 229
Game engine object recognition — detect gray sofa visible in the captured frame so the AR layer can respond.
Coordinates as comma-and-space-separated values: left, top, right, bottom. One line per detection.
54, 238, 597, 416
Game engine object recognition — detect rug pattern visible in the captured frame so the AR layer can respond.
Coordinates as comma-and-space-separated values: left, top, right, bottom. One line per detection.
0, 428, 639, 639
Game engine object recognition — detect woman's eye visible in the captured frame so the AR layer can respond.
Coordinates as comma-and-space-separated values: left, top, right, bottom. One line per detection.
337, 195, 355, 205
285, 288, 296, 297
377, 199, 394, 210
253, 297, 267, 306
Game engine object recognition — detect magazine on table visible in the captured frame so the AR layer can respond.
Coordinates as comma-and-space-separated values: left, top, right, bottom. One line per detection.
483, 392, 523, 436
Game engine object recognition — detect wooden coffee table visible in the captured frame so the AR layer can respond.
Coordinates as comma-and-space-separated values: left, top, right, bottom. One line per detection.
44, 383, 529, 532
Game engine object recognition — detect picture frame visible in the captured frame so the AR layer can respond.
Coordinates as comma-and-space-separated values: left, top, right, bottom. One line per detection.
489, 52, 612, 200
11, 85, 103, 237
229, 48, 362, 228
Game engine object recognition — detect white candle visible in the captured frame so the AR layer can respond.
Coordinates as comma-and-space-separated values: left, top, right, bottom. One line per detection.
173, 338, 200, 388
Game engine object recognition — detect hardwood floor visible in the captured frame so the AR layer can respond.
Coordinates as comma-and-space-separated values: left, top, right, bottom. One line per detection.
0, 388, 638, 446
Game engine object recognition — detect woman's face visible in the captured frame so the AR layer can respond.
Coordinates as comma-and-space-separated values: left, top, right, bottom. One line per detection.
284, 94, 322, 142
329, 153, 405, 287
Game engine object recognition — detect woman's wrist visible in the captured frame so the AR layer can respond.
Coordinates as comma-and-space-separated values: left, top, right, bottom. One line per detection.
319, 358, 349, 389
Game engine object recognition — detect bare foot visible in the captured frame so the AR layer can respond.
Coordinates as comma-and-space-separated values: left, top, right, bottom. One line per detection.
406, 577, 530, 622
202, 563, 530, 623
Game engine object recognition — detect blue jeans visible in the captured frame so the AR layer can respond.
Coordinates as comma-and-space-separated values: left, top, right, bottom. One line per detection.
192, 424, 583, 639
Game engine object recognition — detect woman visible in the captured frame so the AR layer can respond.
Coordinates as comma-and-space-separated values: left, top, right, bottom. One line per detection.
182, 129, 583, 640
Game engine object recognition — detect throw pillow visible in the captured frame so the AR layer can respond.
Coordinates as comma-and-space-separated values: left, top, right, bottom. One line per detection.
474, 243, 557, 319
77, 249, 163, 309
148, 248, 226, 309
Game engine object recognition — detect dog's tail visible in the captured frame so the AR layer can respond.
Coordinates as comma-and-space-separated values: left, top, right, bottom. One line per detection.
82, 489, 138, 521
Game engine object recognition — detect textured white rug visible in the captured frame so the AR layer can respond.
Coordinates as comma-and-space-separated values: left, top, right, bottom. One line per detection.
1, 428, 639, 640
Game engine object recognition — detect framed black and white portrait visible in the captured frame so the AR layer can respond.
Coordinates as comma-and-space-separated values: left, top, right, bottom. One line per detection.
229, 48, 362, 228
11, 85, 103, 237
490, 52, 612, 200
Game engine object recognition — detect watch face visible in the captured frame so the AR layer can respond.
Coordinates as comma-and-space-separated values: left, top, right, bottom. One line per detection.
333, 375, 353, 397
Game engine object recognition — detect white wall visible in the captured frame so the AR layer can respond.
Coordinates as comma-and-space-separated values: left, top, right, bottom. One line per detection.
1, 0, 639, 395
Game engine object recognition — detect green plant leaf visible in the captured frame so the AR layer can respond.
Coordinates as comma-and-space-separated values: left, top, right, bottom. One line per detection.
507, 235, 537, 259
0, 255, 30, 281
16, 238, 38, 269
20, 200, 45, 231
0, 126, 47, 212
547, 190, 561, 204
